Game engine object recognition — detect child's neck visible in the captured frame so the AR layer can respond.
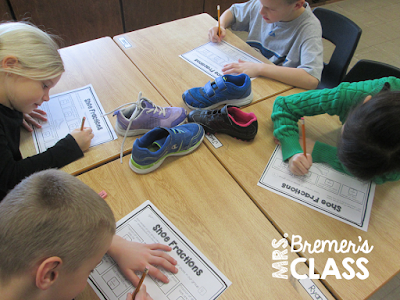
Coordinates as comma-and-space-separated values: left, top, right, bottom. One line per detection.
0, 73, 12, 109
283, 5, 306, 22
1, 277, 38, 300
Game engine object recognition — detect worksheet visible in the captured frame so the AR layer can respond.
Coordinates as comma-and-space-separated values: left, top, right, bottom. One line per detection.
180, 41, 263, 79
88, 201, 231, 300
258, 145, 376, 231
32, 84, 117, 153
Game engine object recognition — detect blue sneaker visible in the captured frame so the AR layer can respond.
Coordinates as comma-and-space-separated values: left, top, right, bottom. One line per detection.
182, 74, 253, 110
129, 124, 205, 174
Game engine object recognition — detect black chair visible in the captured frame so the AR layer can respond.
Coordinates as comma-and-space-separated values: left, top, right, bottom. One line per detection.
313, 7, 362, 89
342, 59, 400, 83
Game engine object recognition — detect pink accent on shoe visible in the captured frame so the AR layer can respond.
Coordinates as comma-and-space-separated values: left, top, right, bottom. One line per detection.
227, 106, 257, 127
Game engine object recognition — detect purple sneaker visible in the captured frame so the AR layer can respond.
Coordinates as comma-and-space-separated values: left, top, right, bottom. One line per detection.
103, 92, 187, 163
112, 92, 187, 136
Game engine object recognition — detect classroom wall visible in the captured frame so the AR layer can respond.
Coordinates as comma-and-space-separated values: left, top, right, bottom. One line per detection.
0, 0, 340, 47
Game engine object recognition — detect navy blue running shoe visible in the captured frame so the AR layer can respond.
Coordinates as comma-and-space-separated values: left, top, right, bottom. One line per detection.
129, 123, 204, 174
182, 74, 253, 110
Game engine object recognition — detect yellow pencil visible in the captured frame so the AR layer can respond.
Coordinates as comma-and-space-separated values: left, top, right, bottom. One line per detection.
217, 5, 221, 37
80, 116, 86, 131
131, 268, 149, 299
301, 117, 306, 157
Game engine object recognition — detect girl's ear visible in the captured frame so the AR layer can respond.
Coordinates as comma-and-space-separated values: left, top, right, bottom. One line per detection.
35, 257, 63, 290
1, 55, 19, 70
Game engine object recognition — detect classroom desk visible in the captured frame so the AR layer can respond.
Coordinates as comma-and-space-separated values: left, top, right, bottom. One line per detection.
113, 13, 292, 109
201, 88, 400, 300
19, 37, 172, 175
76, 145, 334, 300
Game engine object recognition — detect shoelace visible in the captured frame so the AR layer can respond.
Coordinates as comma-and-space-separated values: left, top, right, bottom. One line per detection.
146, 101, 167, 117
103, 92, 166, 163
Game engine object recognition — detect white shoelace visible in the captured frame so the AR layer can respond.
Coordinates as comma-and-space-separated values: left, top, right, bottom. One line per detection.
102, 92, 167, 163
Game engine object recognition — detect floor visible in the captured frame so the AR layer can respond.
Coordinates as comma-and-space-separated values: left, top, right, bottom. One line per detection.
231, 0, 400, 298
320, 0, 400, 72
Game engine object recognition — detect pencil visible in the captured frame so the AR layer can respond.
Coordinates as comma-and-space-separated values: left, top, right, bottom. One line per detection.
217, 5, 221, 37
80, 117, 86, 131
131, 268, 149, 299
301, 117, 306, 157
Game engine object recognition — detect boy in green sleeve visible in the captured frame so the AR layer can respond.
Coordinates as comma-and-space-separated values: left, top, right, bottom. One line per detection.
272, 77, 400, 184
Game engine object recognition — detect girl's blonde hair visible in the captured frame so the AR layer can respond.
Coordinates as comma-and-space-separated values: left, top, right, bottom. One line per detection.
0, 21, 64, 80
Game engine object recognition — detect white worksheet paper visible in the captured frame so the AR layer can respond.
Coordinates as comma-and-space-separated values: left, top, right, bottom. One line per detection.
180, 41, 263, 79
88, 201, 231, 300
258, 145, 376, 231
32, 84, 117, 153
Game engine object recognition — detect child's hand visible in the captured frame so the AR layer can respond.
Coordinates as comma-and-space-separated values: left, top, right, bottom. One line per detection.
70, 127, 94, 152
288, 138, 315, 175
108, 235, 178, 286
289, 153, 312, 175
126, 285, 153, 300
22, 109, 47, 132
222, 59, 261, 78
208, 26, 226, 42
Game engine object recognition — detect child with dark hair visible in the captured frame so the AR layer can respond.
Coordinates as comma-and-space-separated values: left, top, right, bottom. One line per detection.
338, 90, 400, 181
272, 76, 400, 184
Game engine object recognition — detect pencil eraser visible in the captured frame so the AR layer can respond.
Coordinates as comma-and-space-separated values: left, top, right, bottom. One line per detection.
98, 190, 107, 199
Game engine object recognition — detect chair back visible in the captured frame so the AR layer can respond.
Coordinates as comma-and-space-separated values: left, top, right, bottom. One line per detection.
343, 59, 400, 83
313, 7, 362, 89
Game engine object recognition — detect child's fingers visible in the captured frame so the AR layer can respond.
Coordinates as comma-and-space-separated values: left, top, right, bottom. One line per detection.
123, 268, 140, 286
136, 285, 153, 300
21, 119, 34, 132
30, 109, 47, 121
290, 154, 312, 175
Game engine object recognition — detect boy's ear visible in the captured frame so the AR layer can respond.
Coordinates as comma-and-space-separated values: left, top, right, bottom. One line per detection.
35, 257, 63, 290
294, 0, 305, 9
1, 55, 19, 70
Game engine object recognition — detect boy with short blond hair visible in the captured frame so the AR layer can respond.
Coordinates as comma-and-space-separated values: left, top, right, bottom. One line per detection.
209, 0, 323, 90
0, 169, 177, 300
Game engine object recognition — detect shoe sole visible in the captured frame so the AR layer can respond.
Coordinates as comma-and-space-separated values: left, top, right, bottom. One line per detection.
115, 119, 187, 137
185, 91, 253, 110
203, 128, 256, 141
129, 131, 205, 174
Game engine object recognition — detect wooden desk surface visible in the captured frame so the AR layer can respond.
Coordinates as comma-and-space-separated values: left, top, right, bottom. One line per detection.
201, 89, 400, 300
76, 145, 334, 300
20, 37, 171, 175
113, 13, 292, 109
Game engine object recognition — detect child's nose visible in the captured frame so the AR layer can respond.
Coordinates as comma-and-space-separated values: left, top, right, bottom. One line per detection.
42, 91, 50, 101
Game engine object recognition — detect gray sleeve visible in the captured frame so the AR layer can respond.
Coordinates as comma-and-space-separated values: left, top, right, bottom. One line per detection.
230, 0, 257, 32
298, 34, 324, 81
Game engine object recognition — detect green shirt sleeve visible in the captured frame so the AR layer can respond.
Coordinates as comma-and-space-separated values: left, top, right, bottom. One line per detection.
271, 77, 400, 163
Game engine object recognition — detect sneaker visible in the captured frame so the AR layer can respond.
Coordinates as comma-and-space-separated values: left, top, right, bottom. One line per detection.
111, 92, 186, 137
182, 74, 253, 110
103, 92, 187, 163
129, 123, 205, 174
188, 105, 258, 141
